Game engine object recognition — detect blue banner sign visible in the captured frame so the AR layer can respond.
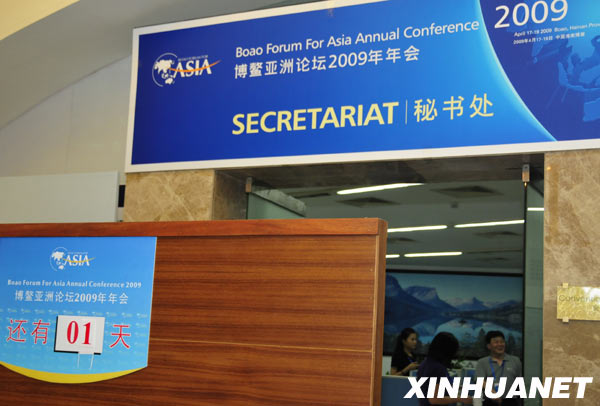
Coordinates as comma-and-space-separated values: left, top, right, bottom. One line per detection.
126, 0, 600, 172
0, 237, 157, 383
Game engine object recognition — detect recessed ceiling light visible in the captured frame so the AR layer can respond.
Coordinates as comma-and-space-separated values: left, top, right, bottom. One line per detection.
337, 183, 423, 195
388, 225, 447, 233
527, 207, 544, 212
454, 219, 525, 228
386, 254, 400, 259
404, 252, 463, 258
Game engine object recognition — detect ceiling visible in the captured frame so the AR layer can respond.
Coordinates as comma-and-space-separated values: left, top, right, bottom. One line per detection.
0, 0, 79, 41
228, 154, 544, 188
230, 154, 544, 273
0, 0, 318, 131
286, 179, 528, 272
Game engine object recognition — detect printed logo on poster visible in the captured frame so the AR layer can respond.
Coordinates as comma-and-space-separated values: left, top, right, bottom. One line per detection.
152, 52, 220, 87
50, 246, 94, 271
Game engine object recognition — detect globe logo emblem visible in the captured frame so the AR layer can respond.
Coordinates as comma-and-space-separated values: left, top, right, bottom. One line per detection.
50, 247, 68, 271
152, 53, 178, 87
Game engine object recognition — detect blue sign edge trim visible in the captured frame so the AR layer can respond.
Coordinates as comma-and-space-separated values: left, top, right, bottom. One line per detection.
125, 139, 600, 173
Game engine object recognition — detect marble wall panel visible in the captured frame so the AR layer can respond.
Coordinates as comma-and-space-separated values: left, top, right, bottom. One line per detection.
212, 171, 247, 220
123, 170, 216, 222
544, 149, 600, 405
123, 170, 247, 222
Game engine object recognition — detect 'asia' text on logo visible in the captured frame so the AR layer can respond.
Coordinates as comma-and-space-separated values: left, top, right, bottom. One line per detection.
50, 247, 94, 271
152, 52, 220, 87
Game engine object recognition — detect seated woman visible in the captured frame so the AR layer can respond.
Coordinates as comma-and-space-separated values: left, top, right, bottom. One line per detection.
390, 327, 420, 376
417, 332, 472, 406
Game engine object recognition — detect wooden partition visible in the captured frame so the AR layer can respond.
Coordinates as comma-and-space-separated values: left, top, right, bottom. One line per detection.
0, 218, 387, 406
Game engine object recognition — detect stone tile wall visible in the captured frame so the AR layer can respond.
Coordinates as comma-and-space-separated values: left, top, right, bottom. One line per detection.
544, 150, 600, 405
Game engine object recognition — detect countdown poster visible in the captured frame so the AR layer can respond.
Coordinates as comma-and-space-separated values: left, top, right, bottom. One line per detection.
127, 0, 600, 172
0, 237, 157, 383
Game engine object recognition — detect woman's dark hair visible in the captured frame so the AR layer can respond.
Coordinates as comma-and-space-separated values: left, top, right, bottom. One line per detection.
427, 332, 459, 368
393, 327, 417, 355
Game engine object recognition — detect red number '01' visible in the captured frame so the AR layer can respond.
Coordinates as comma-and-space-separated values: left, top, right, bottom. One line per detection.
66, 320, 92, 344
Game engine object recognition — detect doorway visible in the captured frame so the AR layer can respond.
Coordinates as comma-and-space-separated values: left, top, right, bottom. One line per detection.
226, 153, 544, 406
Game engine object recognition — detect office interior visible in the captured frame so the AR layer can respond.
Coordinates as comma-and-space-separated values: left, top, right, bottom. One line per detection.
240, 157, 544, 406
1, 1, 599, 405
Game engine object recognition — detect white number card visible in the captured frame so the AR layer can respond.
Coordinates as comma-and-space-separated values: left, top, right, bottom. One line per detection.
55, 315, 105, 354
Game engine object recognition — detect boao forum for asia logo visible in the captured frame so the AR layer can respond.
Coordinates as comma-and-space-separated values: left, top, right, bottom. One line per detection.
152, 52, 220, 87
50, 247, 94, 271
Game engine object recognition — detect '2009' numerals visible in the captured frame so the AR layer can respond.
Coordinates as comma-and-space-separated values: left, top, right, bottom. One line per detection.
495, 0, 568, 29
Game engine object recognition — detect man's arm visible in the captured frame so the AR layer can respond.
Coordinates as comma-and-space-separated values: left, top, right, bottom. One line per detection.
515, 356, 523, 376
475, 358, 487, 378
473, 359, 488, 406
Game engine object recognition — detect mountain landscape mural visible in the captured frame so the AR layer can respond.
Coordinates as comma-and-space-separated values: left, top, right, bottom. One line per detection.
384, 272, 523, 360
